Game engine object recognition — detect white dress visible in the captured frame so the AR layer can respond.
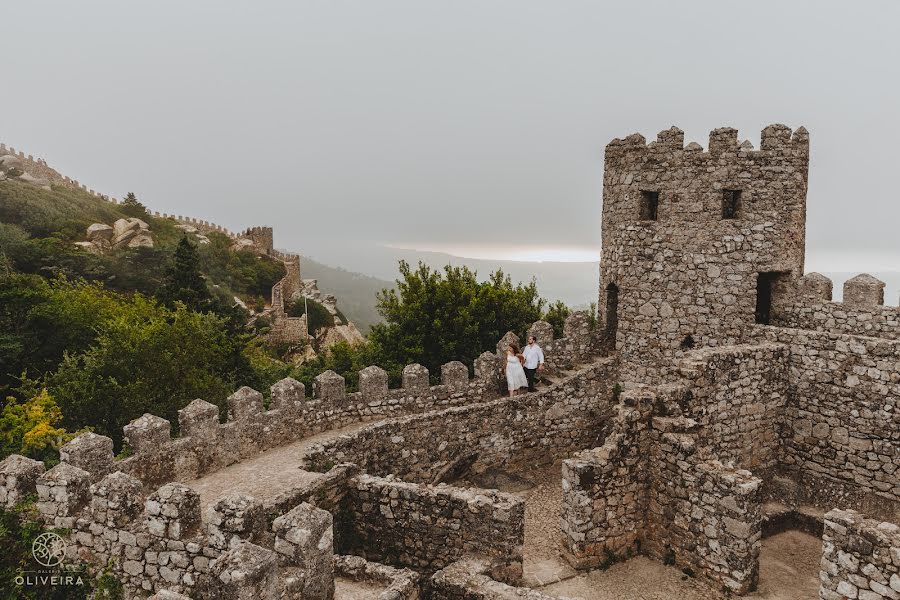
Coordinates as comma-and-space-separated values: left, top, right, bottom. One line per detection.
505, 354, 528, 391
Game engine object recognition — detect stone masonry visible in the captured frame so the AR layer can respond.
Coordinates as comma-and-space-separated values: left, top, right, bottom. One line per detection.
1, 124, 899, 599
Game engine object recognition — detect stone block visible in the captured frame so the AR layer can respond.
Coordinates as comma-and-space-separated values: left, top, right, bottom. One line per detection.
90, 471, 144, 527
59, 432, 114, 481
441, 361, 469, 391
208, 541, 278, 600
401, 364, 429, 393
146, 483, 201, 540
272, 502, 334, 600
124, 413, 171, 454
0, 454, 45, 508
527, 320, 554, 345
36, 462, 90, 518
270, 377, 305, 411
178, 398, 219, 438
227, 387, 264, 421
206, 493, 266, 550
474, 351, 500, 384
359, 366, 389, 401
314, 370, 345, 402
496, 331, 520, 356
797, 272, 833, 301
843, 274, 885, 307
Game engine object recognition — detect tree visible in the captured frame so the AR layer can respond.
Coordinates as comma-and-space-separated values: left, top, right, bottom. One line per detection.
119, 192, 149, 219
45, 297, 250, 448
158, 236, 213, 312
544, 300, 571, 338
0, 389, 74, 463
367, 261, 544, 378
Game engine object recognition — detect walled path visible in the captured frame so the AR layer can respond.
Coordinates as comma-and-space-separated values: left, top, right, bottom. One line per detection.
187, 421, 370, 513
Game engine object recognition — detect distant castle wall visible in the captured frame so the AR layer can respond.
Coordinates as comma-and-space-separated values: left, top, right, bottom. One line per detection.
0, 141, 119, 202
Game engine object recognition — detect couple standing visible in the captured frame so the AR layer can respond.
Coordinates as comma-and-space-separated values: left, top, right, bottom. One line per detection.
502, 335, 545, 396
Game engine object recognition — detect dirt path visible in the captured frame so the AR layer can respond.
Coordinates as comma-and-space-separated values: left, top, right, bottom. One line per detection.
187, 421, 369, 513
542, 530, 822, 600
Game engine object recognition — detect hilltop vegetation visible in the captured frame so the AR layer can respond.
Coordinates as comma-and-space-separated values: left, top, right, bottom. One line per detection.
0, 179, 588, 465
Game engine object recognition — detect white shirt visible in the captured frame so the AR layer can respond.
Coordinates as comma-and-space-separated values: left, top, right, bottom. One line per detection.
522, 343, 545, 369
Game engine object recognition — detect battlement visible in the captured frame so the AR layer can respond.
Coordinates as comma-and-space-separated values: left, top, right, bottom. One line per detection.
46, 316, 596, 491
605, 123, 809, 157
1, 141, 118, 201
772, 272, 900, 340
599, 123, 810, 378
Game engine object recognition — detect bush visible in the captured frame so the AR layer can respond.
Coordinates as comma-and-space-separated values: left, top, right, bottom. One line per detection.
287, 297, 334, 333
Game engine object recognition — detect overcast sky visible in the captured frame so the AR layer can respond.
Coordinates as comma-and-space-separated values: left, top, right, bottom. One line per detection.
2, 0, 898, 275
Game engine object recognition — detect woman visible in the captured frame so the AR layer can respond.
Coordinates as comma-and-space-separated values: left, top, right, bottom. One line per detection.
503, 343, 528, 396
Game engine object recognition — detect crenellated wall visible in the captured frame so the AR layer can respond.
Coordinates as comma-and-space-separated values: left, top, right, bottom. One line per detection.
773, 272, 900, 340
599, 124, 809, 381
302, 356, 619, 483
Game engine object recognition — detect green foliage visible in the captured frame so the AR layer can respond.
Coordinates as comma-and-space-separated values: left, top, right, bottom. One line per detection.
544, 300, 571, 338
0, 390, 76, 464
42, 295, 251, 448
368, 261, 544, 379
118, 192, 149, 220
157, 237, 213, 312
287, 297, 334, 333
198, 233, 285, 301
0, 501, 121, 599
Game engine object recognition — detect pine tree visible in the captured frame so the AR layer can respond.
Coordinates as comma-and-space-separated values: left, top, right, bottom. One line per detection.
120, 192, 149, 219
158, 237, 212, 312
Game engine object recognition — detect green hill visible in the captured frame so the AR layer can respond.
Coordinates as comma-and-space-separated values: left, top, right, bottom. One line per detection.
300, 257, 392, 333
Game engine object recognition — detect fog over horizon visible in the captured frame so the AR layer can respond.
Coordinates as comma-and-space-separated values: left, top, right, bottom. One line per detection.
2, 0, 898, 303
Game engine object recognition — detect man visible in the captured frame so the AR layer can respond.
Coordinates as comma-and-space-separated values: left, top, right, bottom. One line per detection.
522, 335, 545, 392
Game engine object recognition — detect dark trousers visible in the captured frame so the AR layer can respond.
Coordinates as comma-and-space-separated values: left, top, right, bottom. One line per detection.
524, 367, 537, 392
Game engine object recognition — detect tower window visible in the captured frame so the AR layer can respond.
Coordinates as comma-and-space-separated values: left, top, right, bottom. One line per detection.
722, 190, 742, 219
640, 191, 659, 221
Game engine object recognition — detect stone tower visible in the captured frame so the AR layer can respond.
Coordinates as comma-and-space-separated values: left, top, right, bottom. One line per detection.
598, 124, 809, 379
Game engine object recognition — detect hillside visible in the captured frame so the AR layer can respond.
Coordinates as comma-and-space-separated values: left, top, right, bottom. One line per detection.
299, 257, 392, 333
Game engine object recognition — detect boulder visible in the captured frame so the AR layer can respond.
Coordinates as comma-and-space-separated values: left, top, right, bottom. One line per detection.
127, 233, 154, 248
176, 224, 198, 234
86, 223, 114, 241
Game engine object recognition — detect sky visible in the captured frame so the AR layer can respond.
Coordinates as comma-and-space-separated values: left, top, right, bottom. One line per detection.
2, 0, 898, 286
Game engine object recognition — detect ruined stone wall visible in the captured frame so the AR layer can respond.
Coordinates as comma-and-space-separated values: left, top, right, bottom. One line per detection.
599, 125, 809, 381
429, 558, 563, 600
645, 418, 762, 595
344, 475, 524, 579
560, 389, 656, 566
819, 508, 900, 600
755, 326, 900, 519
303, 357, 620, 483
0, 455, 341, 600
677, 343, 790, 474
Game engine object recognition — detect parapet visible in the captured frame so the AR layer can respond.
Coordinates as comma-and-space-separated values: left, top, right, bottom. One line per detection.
843, 273, 885, 307
606, 123, 809, 159
796, 272, 833, 301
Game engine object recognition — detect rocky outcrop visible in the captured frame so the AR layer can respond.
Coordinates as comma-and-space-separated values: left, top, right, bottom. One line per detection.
78, 218, 155, 254
175, 223, 211, 245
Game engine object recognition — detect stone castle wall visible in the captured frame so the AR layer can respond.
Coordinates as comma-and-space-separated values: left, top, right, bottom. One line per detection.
303, 356, 619, 484
773, 272, 900, 340
345, 475, 524, 579
598, 125, 809, 381
755, 325, 900, 519
819, 508, 900, 600
677, 343, 790, 474
0, 142, 115, 199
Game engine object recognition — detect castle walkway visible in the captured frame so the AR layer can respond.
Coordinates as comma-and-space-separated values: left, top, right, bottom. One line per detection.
186, 420, 369, 514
